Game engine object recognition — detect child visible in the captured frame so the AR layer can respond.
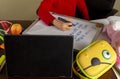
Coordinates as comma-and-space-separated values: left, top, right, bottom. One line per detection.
37, 0, 90, 31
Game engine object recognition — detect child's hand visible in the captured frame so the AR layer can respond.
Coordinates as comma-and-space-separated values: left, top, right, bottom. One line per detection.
52, 19, 73, 31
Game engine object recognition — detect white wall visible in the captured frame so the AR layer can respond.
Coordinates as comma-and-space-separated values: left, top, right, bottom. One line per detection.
0, 0, 119, 20
0, 0, 42, 20
114, 0, 120, 16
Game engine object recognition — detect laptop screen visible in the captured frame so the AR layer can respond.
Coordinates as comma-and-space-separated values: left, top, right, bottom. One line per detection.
4, 35, 73, 78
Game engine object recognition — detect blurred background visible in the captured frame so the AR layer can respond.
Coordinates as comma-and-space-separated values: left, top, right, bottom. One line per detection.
114, 0, 120, 16
0, 0, 120, 20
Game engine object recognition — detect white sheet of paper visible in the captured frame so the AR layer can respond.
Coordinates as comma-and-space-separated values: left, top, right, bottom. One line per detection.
23, 13, 101, 50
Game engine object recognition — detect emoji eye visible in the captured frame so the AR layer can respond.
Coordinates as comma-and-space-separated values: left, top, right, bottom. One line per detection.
102, 50, 111, 59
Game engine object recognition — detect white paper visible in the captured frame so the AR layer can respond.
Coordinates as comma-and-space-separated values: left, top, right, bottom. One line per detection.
23, 13, 102, 50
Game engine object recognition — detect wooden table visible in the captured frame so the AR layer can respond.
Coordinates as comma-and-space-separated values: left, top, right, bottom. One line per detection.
0, 20, 118, 79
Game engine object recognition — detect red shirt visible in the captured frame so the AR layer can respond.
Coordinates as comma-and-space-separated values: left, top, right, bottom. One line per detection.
37, 0, 90, 25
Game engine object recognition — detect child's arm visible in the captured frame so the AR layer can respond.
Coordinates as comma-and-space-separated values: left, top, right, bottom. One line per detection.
38, 0, 73, 31
77, 0, 90, 20
37, 0, 55, 25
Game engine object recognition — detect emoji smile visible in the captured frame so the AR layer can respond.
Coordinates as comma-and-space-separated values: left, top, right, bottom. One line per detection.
84, 57, 111, 70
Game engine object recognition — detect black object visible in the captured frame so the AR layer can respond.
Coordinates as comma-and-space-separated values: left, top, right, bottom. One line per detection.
75, 0, 118, 20
58, 17, 70, 22
85, 0, 118, 20
4, 35, 73, 78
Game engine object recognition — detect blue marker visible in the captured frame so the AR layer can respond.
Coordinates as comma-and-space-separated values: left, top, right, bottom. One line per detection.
58, 17, 77, 26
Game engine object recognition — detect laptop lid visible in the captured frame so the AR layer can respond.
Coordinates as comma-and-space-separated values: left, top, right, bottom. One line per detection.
4, 35, 73, 78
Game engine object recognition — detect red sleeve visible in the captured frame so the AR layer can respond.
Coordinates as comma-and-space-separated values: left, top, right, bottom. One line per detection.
37, 0, 55, 26
77, 0, 90, 20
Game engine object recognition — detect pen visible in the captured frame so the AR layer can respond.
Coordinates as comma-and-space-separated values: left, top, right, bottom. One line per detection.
58, 17, 77, 26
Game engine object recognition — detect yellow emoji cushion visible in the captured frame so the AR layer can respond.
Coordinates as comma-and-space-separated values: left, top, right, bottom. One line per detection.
76, 40, 117, 79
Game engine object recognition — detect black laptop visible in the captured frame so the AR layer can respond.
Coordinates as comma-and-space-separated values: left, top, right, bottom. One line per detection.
4, 35, 73, 79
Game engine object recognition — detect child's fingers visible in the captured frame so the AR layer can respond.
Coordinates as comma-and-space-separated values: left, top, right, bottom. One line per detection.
60, 25, 72, 31
66, 26, 73, 30
64, 24, 73, 31
65, 18, 72, 22
66, 22, 73, 27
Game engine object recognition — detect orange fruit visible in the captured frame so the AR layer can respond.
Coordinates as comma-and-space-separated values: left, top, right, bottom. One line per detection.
0, 43, 4, 49
10, 23, 22, 34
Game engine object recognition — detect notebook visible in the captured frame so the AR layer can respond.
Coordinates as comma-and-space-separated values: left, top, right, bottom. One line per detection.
4, 35, 73, 78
